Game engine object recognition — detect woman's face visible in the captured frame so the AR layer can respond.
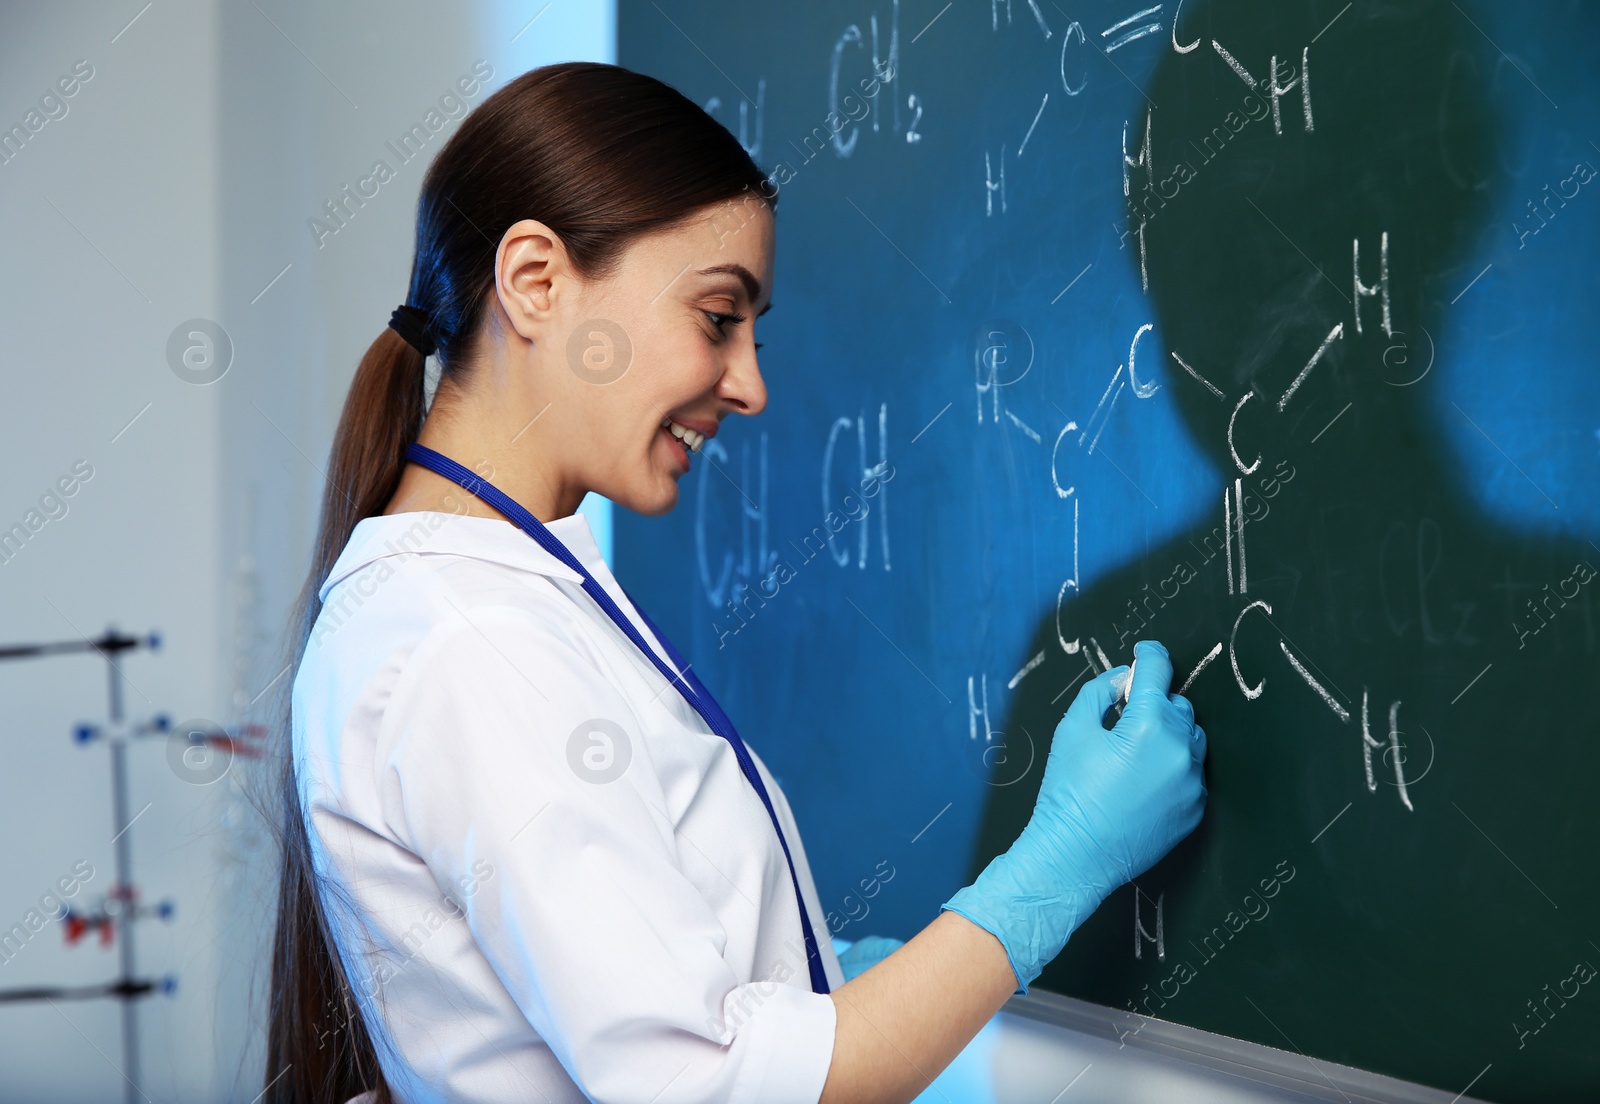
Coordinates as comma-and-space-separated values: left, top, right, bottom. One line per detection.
525, 194, 776, 519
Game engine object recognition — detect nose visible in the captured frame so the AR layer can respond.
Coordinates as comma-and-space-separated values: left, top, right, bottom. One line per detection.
717, 342, 767, 417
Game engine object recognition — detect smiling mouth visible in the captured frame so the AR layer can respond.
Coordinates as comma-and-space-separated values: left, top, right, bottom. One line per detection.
661, 417, 707, 453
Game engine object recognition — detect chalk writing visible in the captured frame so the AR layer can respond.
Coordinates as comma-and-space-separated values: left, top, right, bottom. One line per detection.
1119, 859, 1297, 1041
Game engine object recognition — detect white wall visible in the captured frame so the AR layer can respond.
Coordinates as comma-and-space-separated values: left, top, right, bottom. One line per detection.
0, 2, 612, 1099
0, 2, 227, 1099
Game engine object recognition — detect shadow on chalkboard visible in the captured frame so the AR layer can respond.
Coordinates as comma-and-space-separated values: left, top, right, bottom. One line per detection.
968, 1, 1600, 1100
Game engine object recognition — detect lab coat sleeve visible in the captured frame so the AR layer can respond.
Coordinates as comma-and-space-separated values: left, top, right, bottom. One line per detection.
376, 603, 838, 1104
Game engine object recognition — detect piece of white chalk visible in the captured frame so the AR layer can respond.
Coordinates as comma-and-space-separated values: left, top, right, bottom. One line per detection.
1104, 654, 1139, 729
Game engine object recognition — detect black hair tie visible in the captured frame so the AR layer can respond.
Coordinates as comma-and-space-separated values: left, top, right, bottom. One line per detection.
389, 304, 437, 357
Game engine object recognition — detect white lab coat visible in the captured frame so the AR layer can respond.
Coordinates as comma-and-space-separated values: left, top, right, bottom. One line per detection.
293, 508, 843, 1104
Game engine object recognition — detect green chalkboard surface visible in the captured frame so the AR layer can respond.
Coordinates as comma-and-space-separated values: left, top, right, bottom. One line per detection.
617, 2, 1600, 1100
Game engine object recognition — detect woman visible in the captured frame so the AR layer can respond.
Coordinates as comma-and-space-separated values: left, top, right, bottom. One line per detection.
266, 61, 1206, 1104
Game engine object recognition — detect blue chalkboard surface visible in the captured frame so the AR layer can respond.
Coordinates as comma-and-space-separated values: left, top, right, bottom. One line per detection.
617, 2, 1600, 1099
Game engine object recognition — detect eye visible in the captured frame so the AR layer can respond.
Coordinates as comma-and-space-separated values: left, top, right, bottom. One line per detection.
705, 310, 747, 339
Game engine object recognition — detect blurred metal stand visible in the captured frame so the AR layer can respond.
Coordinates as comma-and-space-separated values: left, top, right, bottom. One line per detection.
0, 627, 175, 1104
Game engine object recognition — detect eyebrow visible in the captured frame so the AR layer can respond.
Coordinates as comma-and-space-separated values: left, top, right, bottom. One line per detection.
696, 263, 773, 316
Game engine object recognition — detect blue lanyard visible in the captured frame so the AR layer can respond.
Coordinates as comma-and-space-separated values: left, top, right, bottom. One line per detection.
404, 443, 831, 996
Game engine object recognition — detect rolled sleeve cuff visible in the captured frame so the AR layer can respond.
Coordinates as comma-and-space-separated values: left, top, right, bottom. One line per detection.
730, 983, 837, 1104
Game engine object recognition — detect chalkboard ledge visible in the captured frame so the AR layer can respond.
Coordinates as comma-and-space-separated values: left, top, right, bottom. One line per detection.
915, 992, 1497, 1100
976, 991, 1491, 1104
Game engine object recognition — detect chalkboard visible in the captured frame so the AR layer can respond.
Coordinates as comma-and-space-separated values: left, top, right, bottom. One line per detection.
616, 2, 1600, 1100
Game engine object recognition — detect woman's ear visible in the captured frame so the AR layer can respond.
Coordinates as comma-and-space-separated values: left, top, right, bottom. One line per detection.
495, 218, 568, 342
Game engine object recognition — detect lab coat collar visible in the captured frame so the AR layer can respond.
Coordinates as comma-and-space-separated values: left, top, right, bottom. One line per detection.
318, 509, 593, 602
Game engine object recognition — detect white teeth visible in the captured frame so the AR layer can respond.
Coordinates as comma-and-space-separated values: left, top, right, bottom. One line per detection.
663, 418, 705, 453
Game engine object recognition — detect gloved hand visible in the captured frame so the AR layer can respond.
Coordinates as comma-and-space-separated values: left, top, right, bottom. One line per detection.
836, 934, 906, 981
941, 639, 1207, 992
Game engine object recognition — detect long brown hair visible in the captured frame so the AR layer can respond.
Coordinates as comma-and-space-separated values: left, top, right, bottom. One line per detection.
263, 61, 777, 1102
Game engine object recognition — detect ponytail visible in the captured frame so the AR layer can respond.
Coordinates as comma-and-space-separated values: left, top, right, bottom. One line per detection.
264, 61, 776, 1100
263, 329, 423, 1104
308, 329, 428, 588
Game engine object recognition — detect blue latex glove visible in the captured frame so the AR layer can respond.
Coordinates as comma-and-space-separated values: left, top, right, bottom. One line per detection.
836, 934, 906, 981
941, 639, 1207, 992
